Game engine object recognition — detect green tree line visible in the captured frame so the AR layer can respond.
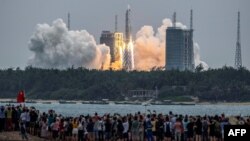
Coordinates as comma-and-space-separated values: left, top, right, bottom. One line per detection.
0, 66, 250, 102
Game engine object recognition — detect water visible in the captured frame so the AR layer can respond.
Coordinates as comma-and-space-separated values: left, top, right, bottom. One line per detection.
3, 103, 249, 117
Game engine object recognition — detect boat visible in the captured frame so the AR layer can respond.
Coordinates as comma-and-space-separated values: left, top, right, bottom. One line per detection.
26, 100, 37, 103
59, 100, 76, 104
42, 102, 51, 104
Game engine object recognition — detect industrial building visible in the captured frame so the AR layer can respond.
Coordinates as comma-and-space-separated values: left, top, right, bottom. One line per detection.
166, 11, 195, 71
100, 31, 115, 62
127, 89, 158, 100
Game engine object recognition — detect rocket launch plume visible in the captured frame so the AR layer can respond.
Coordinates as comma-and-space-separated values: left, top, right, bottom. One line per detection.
28, 19, 110, 70
134, 25, 165, 70
134, 18, 208, 71
28, 18, 207, 71
134, 19, 173, 70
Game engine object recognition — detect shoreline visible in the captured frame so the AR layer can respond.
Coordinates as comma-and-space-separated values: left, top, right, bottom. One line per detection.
1, 98, 250, 105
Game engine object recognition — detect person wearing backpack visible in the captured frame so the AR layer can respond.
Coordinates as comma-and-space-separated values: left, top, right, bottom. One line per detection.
164, 116, 172, 141
146, 118, 154, 141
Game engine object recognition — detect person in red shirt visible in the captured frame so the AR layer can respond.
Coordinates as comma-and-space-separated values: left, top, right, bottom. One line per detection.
174, 118, 183, 141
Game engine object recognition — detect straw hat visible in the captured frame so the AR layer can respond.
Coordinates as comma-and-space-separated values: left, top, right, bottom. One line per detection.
228, 116, 238, 125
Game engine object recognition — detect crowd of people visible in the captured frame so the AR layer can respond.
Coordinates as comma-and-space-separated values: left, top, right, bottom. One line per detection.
0, 105, 250, 141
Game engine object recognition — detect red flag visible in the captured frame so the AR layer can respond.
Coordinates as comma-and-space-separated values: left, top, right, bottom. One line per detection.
17, 90, 25, 103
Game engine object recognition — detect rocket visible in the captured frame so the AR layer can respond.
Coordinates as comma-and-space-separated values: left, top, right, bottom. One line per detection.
125, 5, 131, 45
123, 5, 134, 71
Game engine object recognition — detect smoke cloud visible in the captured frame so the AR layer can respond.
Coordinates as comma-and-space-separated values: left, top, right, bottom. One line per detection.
134, 18, 208, 71
28, 19, 110, 70
134, 19, 173, 71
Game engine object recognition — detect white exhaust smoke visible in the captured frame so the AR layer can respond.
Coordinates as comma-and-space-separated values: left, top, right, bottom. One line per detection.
28, 19, 110, 70
194, 43, 209, 70
134, 19, 171, 71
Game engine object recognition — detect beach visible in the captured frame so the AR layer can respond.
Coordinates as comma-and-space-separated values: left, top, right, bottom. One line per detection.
0, 131, 44, 141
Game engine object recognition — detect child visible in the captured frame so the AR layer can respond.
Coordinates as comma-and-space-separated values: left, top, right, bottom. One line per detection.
20, 122, 28, 140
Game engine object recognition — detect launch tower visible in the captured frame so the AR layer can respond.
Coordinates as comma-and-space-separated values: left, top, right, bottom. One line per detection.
123, 5, 134, 71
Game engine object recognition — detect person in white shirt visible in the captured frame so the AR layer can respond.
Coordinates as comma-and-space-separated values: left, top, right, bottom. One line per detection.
98, 117, 104, 140
25, 109, 30, 132
122, 117, 129, 141
20, 109, 27, 125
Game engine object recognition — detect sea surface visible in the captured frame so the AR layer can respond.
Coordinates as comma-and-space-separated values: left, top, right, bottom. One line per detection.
2, 103, 250, 117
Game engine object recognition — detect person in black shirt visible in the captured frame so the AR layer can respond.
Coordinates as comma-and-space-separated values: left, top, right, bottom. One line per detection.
187, 117, 194, 141
117, 119, 124, 141
105, 118, 112, 141
156, 114, 164, 141
11, 107, 19, 131
111, 116, 118, 141
164, 116, 172, 141
30, 109, 38, 135
195, 116, 202, 141
87, 118, 95, 141
209, 118, 215, 141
